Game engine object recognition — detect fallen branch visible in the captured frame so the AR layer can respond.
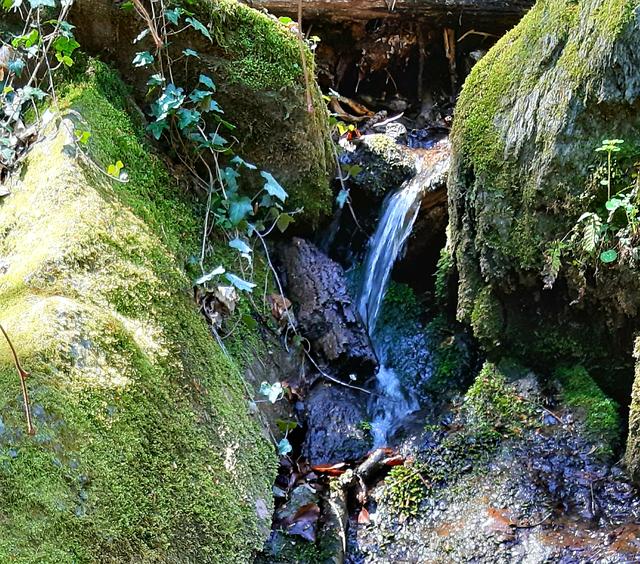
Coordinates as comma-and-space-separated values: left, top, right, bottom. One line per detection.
0, 324, 35, 435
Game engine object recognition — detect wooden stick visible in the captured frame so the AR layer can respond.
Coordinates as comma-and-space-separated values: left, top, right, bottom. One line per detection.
0, 323, 35, 435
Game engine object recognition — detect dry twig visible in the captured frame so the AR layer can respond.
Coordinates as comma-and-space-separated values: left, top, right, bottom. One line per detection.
0, 324, 35, 435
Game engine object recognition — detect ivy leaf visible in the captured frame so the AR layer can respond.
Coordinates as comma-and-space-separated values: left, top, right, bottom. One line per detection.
194, 265, 225, 285
189, 88, 213, 103
28, 0, 55, 7
225, 272, 257, 292
221, 166, 240, 193
229, 237, 252, 254
260, 381, 283, 403
164, 7, 183, 25
199, 74, 216, 91
600, 249, 618, 263
176, 108, 201, 130
277, 437, 293, 456
260, 171, 288, 202
147, 119, 168, 140
336, 189, 349, 209
229, 197, 253, 225
133, 28, 150, 43
147, 73, 165, 87
231, 155, 257, 170
276, 213, 294, 233
8, 59, 25, 77
186, 16, 212, 41
205, 99, 223, 113
132, 51, 154, 67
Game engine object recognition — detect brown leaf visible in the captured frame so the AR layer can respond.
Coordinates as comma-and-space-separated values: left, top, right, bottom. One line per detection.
311, 462, 348, 476
382, 455, 405, 467
357, 507, 371, 525
286, 502, 320, 542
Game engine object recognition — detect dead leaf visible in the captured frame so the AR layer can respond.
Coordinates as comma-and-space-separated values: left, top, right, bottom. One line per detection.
382, 455, 405, 467
286, 502, 320, 542
267, 293, 292, 325
311, 462, 348, 476
357, 507, 371, 525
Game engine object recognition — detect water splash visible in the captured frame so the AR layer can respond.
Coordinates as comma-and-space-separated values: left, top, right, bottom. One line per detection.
358, 156, 447, 447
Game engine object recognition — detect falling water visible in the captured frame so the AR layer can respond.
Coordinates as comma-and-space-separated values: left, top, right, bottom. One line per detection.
358, 158, 444, 446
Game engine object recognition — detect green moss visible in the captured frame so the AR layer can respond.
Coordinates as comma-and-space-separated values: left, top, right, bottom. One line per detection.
470, 286, 503, 350
0, 62, 276, 562
463, 362, 535, 435
452, 0, 640, 350
434, 248, 452, 305
555, 365, 620, 457
188, 0, 306, 90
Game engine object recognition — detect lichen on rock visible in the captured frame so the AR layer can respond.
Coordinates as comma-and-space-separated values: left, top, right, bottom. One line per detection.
0, 64, 276, 562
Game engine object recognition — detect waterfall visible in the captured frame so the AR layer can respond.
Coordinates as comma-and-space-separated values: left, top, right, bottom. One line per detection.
358, 159, 441, 447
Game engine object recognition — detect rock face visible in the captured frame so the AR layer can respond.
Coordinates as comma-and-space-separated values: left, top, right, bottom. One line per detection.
70, 0, 333, 227
278, 238, 377, 379
303, 383, 371, 465
0, 65, 276, 561
448, 1, 640, 377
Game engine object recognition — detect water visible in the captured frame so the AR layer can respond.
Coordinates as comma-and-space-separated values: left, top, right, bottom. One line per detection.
358, 164, 435, 447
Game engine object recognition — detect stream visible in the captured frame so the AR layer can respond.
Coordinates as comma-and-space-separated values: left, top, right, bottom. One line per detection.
358, 158, 441, 447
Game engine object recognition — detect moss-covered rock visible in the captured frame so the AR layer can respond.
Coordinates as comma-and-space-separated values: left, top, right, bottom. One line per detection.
448, 0, 640, 378
71, 0, 333, 227
626, 337, 640, 480
0, 65, 276, 562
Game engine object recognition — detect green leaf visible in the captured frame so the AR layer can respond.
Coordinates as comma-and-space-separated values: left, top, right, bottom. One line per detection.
147, 119, 168, 140
277, 437, 292, 456
133, 29, 150, 43
107, 161, 124, 177
582, 213, 603, 254
132, 51, 154, 67
600, 249, 618, 263
186, 17, 212, 41
199, 74, 216, 91
242, 313, 258, 330
606, 198, 623, 211
225, 272, 257, 292
276, 419, 298, 433
276, 213, 294, 233
176, 108, 200, 130
28, 0, 55, 7
278, 16, 293, 24
229, 197, 253, 225
260, 171, 288, 202
8, 59, 25, 77
75, 130, 91, 145
183, 48, 199, 58
194, 265, 225, 285
229, 237, 252, 254
231, 155, 257, 170
336, 189, 349, 209
147, 73, 165, 87
164, 7, 183, 25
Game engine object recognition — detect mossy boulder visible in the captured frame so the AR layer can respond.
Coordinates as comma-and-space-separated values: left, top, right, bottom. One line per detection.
626, 337, 640, 480
448, 0, 640, 377
70, 0, 333, 227
0, 65, 276, 562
